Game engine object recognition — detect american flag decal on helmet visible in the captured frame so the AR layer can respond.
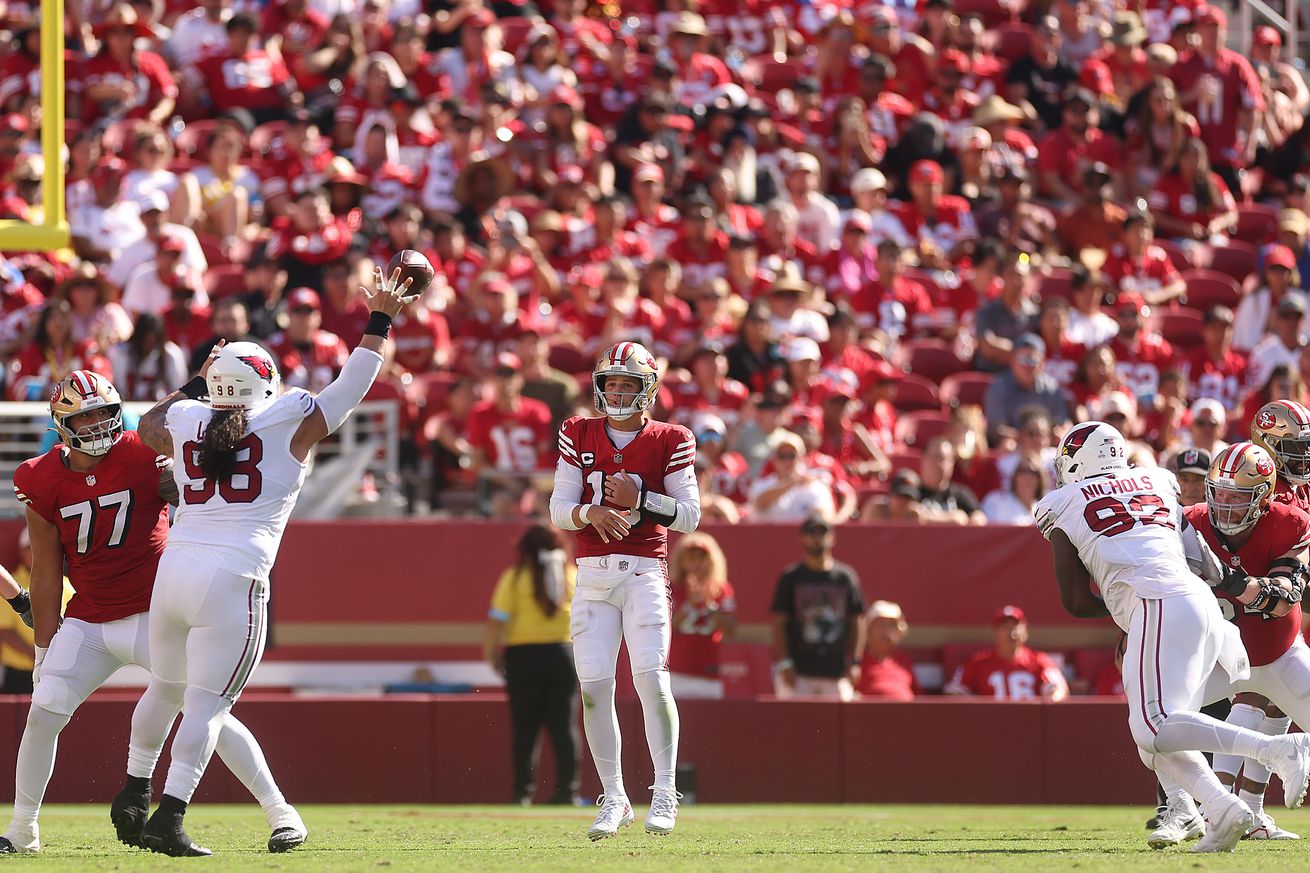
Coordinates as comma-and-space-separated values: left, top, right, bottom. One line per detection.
238, 356, 275, 381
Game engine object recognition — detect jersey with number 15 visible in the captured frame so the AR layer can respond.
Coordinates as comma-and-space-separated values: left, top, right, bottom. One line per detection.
165, 389, 317, 581
13, 431, 170, 623
1034, 466, 1208, 632
557, 414, 696, 559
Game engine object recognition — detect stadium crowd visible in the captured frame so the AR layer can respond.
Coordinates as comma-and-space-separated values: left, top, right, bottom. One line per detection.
0, 0, 1306, 521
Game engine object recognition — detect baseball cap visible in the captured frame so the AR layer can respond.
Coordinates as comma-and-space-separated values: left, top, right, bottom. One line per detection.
865, 358, 905, 387
493, 351, 521, 375
1099, 391, 1135, 418
1281, 208, 1309, 235
287, 287, 321, 310
482, 277, 514, 296
909, 159, 944, 185
938, 48, 969, 74
157, 235, 186, 255
1117, 292, 1149, 317
850, 168, 888, 194
1266, 243, 1298, 271
867, 600, 907, 628
1190, 397, 1227, 424
889, 468, 921, 499
0, 113, 28, 134
784, 337, 822, 363
1254, 25, 1282, 46
1171, 448, 1212, 476
1276, 294, 1306, 316
137, 190, 169, 214
1197, 5, 1226, 27
800, 512, 833, 533
844, 210, 873, 233
787, 152, 821, 175
993, 605, 1026, 626
1014, 333, 1046, 356
692, 413, 727, 442
633, 163, 665, 184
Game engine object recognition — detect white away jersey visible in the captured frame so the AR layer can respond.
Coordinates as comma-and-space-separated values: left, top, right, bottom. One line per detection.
1034, 466, 1209, 631
165, 389, 316, 579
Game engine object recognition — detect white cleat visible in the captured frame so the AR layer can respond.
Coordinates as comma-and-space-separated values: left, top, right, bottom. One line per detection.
645, 787, 682, 836
1193, 797, 1255, 853
587, 795, 634, 841
1148, 795, 1205, 849
1245, 811, 1300, 840
0, 823, 39, 854
1258, 733, 1310, 809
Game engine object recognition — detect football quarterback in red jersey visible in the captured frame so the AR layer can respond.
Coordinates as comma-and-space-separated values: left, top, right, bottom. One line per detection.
1185, 443, 1310, 842
0, 371, 301, 855
549, 341, 701, 840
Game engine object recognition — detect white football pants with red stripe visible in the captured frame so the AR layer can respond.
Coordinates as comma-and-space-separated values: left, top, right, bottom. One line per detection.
141, 543, 271, 803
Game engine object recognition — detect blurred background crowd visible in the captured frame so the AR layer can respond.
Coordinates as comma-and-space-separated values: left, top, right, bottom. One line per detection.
0, 0, 1305, 521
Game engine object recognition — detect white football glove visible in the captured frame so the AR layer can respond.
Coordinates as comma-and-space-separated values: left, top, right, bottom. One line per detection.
1180, 520, 1226, 587
32, 644, 45, 687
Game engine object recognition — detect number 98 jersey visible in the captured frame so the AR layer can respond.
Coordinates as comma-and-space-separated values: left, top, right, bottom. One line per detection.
1034, 466, 1208, 631
558, 414, 696, 560
13, 430, 169, 623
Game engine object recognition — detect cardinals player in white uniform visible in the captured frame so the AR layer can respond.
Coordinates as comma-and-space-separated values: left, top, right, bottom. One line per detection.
115, 267, 414, 857
549, 341, 701, 840
1034, 421, 1310, 853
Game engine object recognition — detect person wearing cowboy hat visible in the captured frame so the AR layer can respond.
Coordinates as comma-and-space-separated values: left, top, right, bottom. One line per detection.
193, 12, 301, 125
666, 12, 731, 110
1089, 10, 1152, 101
766, 263, 828, 345
80, 3, 176, 127
452, 153, 515, 241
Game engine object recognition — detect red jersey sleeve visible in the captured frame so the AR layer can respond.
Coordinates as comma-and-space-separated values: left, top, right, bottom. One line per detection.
664, 425, 696, 476
558, 415, 585, 469
12, 457, 51, 523
466, 405, 491, 452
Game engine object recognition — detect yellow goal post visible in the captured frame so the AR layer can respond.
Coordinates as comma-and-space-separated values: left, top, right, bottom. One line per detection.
0, 0, 66, 251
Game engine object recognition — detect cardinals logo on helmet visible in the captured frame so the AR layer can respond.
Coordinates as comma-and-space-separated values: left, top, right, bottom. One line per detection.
238, 356, 275, 382
1257, 409, 1276, 430
1061, 422, 1099, 456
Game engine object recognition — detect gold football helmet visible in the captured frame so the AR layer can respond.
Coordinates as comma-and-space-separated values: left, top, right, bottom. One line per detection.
1251, 399, 1310, 485
49, 370, 123, 456
1207, 442, 1277, 535
593, 341, 659, 420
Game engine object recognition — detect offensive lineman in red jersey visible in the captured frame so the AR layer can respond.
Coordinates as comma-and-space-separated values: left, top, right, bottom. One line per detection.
1176, 443, 1310, 843
0, 370, 303, 855
549, 341, 701, 840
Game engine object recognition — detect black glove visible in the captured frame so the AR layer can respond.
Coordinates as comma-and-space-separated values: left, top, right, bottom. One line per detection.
1250, 582, 1290, 616
1217, 564, 1249, 598
6, 589, 32, 629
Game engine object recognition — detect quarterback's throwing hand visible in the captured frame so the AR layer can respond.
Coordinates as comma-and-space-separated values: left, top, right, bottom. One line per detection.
603, 471, 641, 509
362, 266, 416, 316
588, 506, 632, 543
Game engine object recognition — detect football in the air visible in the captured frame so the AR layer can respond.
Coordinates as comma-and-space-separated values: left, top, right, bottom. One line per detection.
386, 249, 434, 297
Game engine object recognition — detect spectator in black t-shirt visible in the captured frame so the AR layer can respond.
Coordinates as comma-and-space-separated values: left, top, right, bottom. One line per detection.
917, 436, 986, 524
770, 514, 865, 701
1004, 16, 1078, 132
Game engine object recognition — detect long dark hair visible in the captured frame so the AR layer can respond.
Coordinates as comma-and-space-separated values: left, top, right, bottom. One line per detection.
516, 524, 566, 617
128, 312, 166, 364
198, 409, 249, 480
1180, 138, 1221, 212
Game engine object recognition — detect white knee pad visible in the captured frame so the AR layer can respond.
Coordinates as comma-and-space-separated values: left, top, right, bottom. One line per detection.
579, 678, 615, 712
31, 676, 83, 718
573, 645, 615, 684
626, 621, 670, 676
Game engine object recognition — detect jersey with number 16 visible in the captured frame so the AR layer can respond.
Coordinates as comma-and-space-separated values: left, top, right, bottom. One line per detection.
1034, 466, 1208, 632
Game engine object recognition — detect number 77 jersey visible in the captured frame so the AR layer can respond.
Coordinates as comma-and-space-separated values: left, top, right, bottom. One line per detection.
13, 430, 170, 623
1034, 465, 1209, 631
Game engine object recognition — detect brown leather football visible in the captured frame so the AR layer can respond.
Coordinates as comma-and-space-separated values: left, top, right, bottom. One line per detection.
386, 249, 434, 297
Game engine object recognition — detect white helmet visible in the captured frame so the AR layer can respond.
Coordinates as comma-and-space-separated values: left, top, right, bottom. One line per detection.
1054, 421, 1129, 485
593, 341, 660, 420
206, 341, 280, 412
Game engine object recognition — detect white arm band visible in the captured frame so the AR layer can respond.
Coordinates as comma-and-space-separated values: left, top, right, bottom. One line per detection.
549, 458, 588, 530
314, 347, 384, 435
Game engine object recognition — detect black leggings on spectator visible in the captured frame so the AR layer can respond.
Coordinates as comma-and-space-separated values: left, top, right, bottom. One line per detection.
1155, 698, 1233, 807
505, 643, 580, 804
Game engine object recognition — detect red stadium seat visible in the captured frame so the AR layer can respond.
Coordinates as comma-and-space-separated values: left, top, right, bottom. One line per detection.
203, 265, 247, 298
173, 119, 219, 158
886, 449, 923, 474
249, 120, 287, 156
939, 372, 994, 409
1035, 268, 1074, 303
1153, 238, 1193, 273
496, 16, 539, 55
1180, 269, 1242, 311
891, 373, 940, 412
901, 339, 970, 383
894, 410, 950, 448
412, 371, 461, 422
1157, 309, 1205, 350
954, 0, 1018, 27
195, 233, 252, 268
748, 56, 806, 94
1233, 204, 1280, 245
1206, 240, 1257, 283
547, 343, 591, 374
940, 642, 984, 683
993, 23, 1033, 62
1073, 647, 1116, 687
363, 378, 416, 430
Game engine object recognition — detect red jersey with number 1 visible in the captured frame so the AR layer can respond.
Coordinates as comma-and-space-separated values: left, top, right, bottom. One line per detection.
947, 646, 1063, 699
1184, 501, 1310, 666
557, 414, 696, 559
13, 431, 168, 623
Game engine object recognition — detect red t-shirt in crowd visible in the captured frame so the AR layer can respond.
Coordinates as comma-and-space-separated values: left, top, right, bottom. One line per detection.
668, 579, 737, 678
948, 646, 1063, 699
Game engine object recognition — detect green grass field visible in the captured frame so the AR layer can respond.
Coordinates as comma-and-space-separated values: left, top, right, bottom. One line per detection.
18, 803, 1310, 872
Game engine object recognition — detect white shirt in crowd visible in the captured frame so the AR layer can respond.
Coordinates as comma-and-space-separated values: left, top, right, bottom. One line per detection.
748, 473, 836, 523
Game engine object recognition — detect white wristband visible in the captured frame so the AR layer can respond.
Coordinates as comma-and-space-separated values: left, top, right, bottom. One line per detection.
579, 504, 595, 525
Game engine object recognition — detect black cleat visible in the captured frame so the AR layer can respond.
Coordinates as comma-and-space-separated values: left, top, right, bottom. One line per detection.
141, 808, 211, 858
110, 786, 151, 848
0, 837, 15, 854
268, 826, 307, 853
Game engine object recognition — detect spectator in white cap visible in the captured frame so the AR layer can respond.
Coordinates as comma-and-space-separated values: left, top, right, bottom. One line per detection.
784, 151, 840, 253
749, 432, 837, 523
1177, 397, 1229, 458
856, 601, 916, 700
108, 190, 206, 289
783, 336, 824, 407
843, 167, 911, 246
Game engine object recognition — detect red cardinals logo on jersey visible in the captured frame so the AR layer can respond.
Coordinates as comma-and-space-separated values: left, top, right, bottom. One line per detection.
1258, 409, 1277, 431
238, 356, 276, 382
1257, 455, 1275, 476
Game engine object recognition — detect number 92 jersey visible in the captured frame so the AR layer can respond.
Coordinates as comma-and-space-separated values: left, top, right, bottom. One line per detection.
557, 414, 696, 560
1034, 466, 1209, 631
13, 430, 169, 623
